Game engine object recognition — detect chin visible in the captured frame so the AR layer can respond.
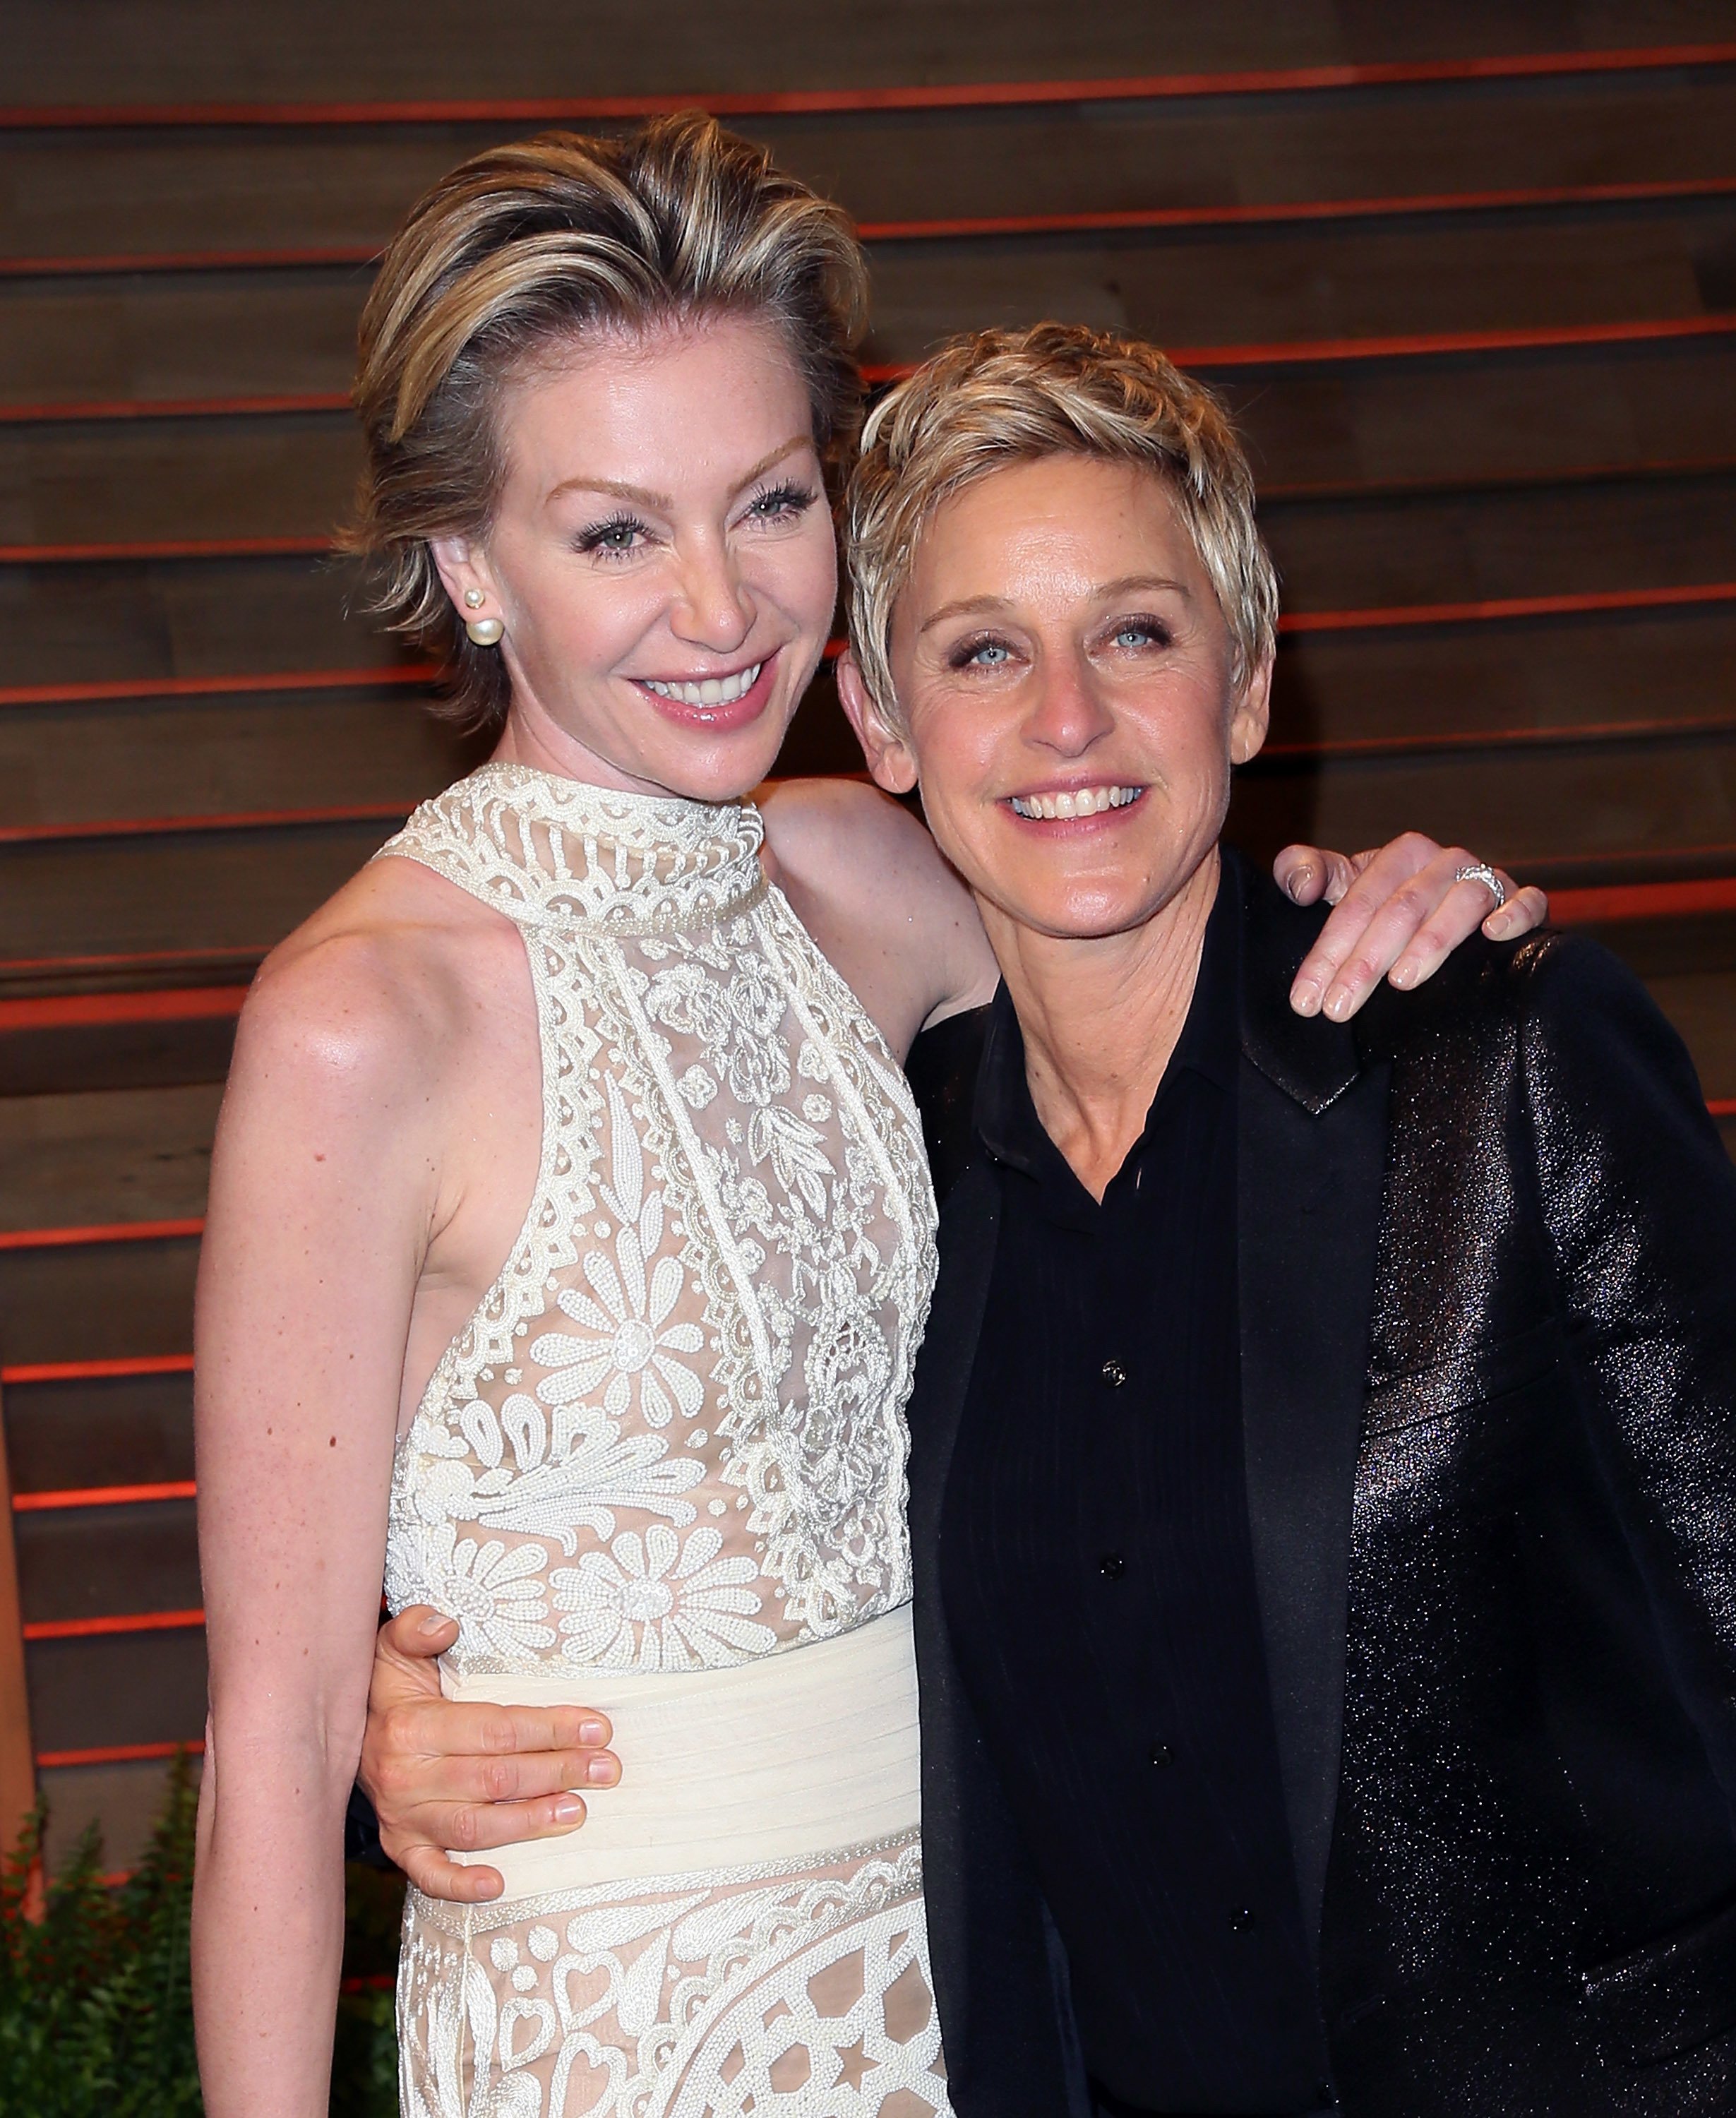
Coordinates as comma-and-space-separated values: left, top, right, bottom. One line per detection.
1001, 887, 1162, 943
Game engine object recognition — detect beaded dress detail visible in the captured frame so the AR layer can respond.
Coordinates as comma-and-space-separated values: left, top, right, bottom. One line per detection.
378, 765, 946, 2118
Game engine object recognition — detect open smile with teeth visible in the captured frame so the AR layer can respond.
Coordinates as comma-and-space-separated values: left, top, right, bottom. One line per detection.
1008, 784, 1144, 821
638, 660, 764, 708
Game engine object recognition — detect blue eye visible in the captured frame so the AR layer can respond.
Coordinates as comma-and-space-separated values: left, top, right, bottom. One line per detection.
575, 513, 651, 558
951, 637, 1014, 670
746, 481, 817, 523
1110, 616, 1171, 650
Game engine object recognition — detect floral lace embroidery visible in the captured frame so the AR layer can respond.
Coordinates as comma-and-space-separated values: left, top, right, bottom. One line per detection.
397, 1833, 946, 2118
380, 765, 935, 1675
376, 766, 946, 2117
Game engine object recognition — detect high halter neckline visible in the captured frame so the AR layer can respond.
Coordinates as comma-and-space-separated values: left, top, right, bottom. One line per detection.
383, 761, 767, 937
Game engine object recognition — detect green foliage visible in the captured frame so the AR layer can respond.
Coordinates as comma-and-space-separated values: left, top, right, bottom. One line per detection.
0, 1757, 405, 2115
0, 1750, 201, 2115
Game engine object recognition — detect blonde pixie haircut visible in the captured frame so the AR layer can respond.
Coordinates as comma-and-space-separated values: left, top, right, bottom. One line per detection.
342, 113, 869, 731
845, 322, 1279, 725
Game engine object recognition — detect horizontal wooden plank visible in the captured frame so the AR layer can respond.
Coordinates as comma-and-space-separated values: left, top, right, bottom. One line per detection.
1266, 596, 1736, 746
0, 549, 388, 690
1259, 467, 1736, 611
10, 344, 1736, 551
2, 1365, 194, 1496
16, 175, 1736, 282
1228, 722, 1736, 907
0, 66, 1732, 265
0, 409, 361, 544
0, 990, 244, 1093
24, 1624, 205, 1754
1, 501, 1732, 746
15, 1497, 199, 1625
0, 1082, 221, 1232
0, 1228, 197, 1366
8, 35, 1735, 121
0, 684, 476, 829
0, 814, 395, 964
6, 198, 1736, 408
861, 198, 1736, 366
0, 609, 1730, 964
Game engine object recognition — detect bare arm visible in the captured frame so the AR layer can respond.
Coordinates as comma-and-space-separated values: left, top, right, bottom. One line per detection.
193, 938, 444, 2118
760, 777, 997, 1060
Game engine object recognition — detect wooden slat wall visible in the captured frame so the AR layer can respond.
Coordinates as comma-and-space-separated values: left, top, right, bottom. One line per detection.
3, 5, 1735, 1867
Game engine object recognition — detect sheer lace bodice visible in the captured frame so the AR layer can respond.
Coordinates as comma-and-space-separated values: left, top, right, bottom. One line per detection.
377, 765, 948, 2117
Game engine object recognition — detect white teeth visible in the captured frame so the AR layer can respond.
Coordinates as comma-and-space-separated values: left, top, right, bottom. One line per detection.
642, 661, 762, 707
1008, 784, 1143, 821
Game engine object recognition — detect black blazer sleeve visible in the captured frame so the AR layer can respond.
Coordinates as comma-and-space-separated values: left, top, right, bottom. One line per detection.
1518, 934, 1736, 1805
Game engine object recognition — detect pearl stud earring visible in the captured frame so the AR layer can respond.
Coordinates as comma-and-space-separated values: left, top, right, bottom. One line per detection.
461, 587, 502, 645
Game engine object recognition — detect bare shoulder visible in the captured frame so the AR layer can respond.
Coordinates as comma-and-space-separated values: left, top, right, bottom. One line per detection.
231, 854, 521, 1115
759, 779, 994, 1057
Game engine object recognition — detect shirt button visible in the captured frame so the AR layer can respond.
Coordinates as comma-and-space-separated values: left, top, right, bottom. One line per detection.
1098, 1552, 1125, 1579
1228, 1907, 1255, 1933
1100, 1358, 1127, 1389
1149, 1742, 1174, 1768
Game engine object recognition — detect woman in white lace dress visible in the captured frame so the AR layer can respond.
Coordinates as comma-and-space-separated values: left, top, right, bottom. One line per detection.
191, 117, 1538, 2118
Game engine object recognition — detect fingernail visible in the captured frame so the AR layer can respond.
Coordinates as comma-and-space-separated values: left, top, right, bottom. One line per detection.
1485, 910, 1513, 938
1290, 978, 1321, 1017
1389, 959, 1418, 990
472, 1875, 503, 1901
577, 1720, 608, 1747
586, 1757, 618, 1785
418, 1613, 450, 1637
1286, 864, 1313, 903
552, 1795, 584, 1823
1324, 988, 1353, 1022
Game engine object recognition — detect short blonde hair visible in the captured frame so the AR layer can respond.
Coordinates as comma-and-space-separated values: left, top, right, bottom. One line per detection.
340, 114, 869, 732
844, 322, 1279, 724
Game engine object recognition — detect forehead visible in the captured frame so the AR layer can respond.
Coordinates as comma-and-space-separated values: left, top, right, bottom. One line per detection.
493, 313, 813, 493
908, 453, 1193, 599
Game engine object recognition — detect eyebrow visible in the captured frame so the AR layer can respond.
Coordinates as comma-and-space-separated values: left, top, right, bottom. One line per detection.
544, 433, 815, 513
916, 575, 1194, 635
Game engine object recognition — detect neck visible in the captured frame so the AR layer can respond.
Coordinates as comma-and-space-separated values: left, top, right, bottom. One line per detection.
492, 689, 732, 802
981, 849, 1221, 1202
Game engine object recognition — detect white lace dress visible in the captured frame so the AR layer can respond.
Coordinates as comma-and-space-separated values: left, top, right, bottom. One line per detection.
378, 764, 948, 2118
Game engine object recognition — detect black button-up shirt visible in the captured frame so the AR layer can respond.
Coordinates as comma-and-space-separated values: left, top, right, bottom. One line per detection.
938, 881, 1327, 2114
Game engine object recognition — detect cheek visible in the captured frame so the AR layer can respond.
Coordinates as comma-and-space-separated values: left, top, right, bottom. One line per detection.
514, 566, 662, 674
755, 524, 838, 633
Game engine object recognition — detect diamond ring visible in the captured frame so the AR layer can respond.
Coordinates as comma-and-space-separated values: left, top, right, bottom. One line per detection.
1453, 861, 1507, 910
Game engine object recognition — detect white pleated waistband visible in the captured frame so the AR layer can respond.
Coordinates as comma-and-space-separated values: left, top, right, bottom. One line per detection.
441, 1602, 921, 1899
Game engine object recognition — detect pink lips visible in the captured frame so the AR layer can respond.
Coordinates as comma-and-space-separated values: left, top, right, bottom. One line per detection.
633, 650, 779, 735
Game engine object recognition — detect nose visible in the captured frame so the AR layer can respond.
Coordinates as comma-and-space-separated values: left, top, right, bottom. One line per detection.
1023, 649, 1115, 757
669, 532, 753, 654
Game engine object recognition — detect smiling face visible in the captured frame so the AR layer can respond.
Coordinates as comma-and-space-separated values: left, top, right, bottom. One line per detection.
432, 313, 838, 800
844, 452, 1271, 950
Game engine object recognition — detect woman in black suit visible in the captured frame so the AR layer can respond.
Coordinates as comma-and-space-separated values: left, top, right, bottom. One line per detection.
828, 322, 1736, 2118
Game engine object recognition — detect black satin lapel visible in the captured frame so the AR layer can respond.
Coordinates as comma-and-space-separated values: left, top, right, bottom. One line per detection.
1238, 1051, 1388, 1960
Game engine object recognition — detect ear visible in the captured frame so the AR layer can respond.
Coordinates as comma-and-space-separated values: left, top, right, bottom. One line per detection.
429, 534, 499, 617
835, 650, 919, 796
1228, 649, 1274, 767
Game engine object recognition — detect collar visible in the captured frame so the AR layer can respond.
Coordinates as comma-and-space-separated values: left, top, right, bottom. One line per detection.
1224, 846, 1365, 1116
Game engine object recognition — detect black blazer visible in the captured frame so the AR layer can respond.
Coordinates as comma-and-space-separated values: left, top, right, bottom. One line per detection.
907, 851, 1736, 2117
